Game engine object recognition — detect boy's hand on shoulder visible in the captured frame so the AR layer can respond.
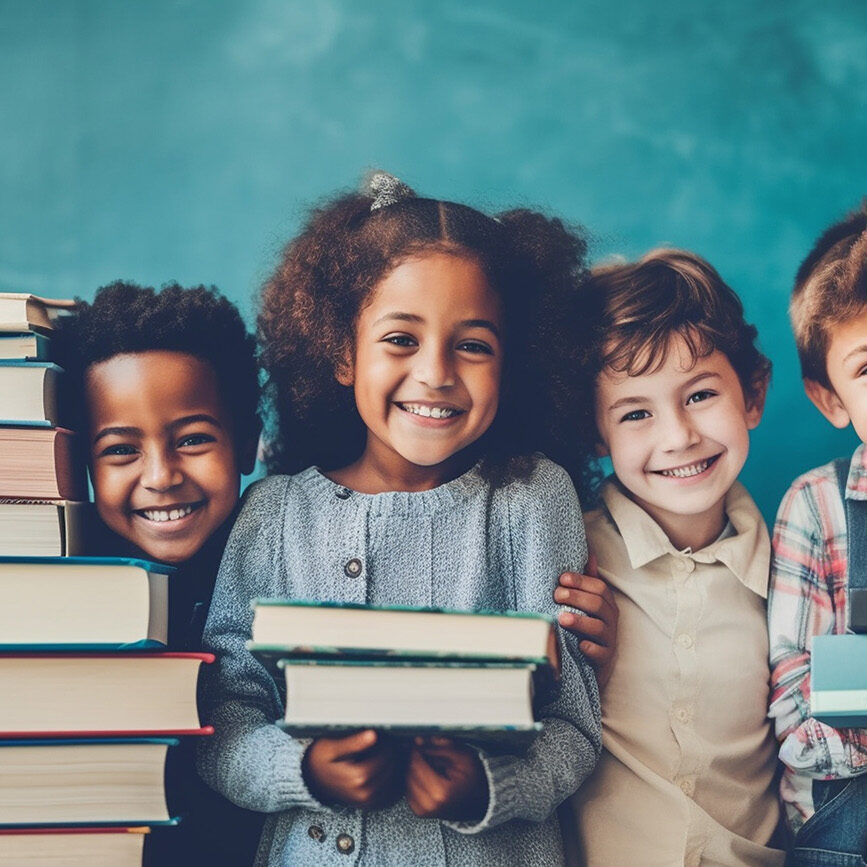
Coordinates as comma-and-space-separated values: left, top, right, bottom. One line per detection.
302, 730, 404, 810
406, 736, 489, 822
554, 554, 619, 689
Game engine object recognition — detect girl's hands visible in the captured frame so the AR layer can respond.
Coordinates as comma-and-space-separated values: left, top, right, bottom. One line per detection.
406, 736, 488, 821
302, 730, 405, 809
554, 554, 619, 689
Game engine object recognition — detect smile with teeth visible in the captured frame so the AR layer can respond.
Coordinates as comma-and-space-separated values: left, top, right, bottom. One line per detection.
654, 455, 720, 478
397, 402, 463, 419
137, 503, 202, 523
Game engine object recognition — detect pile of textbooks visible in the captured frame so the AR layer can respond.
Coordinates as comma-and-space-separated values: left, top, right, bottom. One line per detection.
0, 293, 212, 866
248, 599, 561, 746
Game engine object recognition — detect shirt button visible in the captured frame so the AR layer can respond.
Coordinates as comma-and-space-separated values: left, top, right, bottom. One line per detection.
335, 487, 351, 500
678, 777, 695, 797
336, 833, 355, 854
344, 558, 363, 578
675, 707, 692, 724
308, 825, 326, 842
677, 633, 694, 649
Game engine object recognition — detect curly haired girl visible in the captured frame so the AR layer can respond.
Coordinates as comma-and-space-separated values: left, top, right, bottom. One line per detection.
197, 173, 602, 866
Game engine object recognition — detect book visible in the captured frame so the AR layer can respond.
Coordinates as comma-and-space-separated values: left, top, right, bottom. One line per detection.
0, 427, 86, 500
0, 738, 177, 826
0, 501, 91, 557
811, 634, 867, 726
249, 599, 559, 670
0, 652, 213, 736
0, 362, 65, 426
0, 294, 76, 334
0, 557, 171, 648
0, 332, 51, 362
0, 826, 148, 866
277, 659, 541, 741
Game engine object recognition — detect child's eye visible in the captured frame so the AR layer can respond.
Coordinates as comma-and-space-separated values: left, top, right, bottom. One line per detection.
383, 334, 416, 348
97, 443, 138, 458
686, 389, 716, 405
457, 340, 494, 355
620, 409, 650, 423
178, 433, 216, 448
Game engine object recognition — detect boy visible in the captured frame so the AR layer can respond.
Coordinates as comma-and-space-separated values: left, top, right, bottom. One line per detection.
768, 202, 867, 863
558, 250, 785, 865
58, 280, 264, 866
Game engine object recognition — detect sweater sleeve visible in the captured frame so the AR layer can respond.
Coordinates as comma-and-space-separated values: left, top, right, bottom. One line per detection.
196, 477, 324, 813
447, 458, 602, 834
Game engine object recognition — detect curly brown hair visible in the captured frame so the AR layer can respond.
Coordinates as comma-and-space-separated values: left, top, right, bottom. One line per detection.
258, 182, 598, 500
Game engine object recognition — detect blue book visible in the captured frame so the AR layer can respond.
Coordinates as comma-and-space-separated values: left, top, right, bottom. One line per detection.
0, 556, 174, 649
0, 361, 66, 427
811, 634, 867, 727
0, 332, 51, 361
0, 737, 180, 827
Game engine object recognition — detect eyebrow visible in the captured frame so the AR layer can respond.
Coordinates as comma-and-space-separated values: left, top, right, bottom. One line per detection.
372, 311, 501, 337
842, 344, 867, 363
603, 371, 722, 412
92, 414, 223, 445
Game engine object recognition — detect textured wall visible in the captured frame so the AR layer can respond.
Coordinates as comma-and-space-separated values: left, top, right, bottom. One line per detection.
2, 0, 866, 519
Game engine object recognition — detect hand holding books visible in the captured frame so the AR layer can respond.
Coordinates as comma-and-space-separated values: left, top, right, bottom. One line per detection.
406, 735, 488, 822
302, 729, 406, 811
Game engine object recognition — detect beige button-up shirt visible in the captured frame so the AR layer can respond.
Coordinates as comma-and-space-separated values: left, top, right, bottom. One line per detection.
567, 479, 784, 866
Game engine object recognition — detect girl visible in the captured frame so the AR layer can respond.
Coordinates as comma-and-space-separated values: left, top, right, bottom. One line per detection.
197, 173, 602, 865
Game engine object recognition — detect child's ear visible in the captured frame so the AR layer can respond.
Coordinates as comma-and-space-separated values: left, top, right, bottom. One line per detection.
595, 440, 610, 458
804, 378, 852, 429
744, 375, 769, 430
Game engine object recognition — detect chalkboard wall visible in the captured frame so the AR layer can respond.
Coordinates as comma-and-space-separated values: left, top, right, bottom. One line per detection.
2, 0, 866, 521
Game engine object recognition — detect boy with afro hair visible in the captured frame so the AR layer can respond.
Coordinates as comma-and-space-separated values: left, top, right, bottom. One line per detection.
57, 280, 263, 865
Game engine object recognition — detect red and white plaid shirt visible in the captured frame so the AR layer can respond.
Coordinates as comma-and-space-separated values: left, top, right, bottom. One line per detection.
768, 443, 867, 831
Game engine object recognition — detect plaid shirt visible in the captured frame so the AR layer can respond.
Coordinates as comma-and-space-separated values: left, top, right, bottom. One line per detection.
768, 443, 867, 831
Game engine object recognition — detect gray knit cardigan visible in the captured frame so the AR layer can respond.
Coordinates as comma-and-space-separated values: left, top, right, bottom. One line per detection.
197, 457, 601, 866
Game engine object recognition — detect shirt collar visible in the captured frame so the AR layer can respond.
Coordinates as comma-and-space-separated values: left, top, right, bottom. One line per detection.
845, 443, 867, 500
600, 477, 771, 598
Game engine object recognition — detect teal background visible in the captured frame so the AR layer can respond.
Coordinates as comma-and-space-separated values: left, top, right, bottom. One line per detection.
2, 0, 866, 521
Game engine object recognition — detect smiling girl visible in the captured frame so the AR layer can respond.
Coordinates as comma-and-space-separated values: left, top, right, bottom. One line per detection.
557, 250, 786, 866
196, 173, 602, 866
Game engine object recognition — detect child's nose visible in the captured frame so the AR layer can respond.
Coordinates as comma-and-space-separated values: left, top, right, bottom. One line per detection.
413, 345, 455, 389
140, 452, 183, 492
662, 409, 701, 450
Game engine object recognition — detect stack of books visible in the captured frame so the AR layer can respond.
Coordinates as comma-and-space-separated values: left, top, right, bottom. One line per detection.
0, 293, 86, 556
248, 599, 561, 746
0, 294, 213, 866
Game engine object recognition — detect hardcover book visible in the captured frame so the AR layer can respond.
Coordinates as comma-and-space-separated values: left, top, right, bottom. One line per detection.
0, 426, 86, 500
0, 362, 65, 426
0, 738, 177, 826
0, 557, 171, 648
0, 293, 76, 334
276, 658, 541, 742
0, 500, 92, 557
0, 332, 51, 361
0, 826, 148, 866
811, 633, 867, 727
0, 652, 213, 736
249, 599, 559, 670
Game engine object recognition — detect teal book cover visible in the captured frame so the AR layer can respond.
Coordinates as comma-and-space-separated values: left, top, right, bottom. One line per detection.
811, 634, 867, 727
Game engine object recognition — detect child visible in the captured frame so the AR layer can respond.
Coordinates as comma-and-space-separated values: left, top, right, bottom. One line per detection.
196, 173, 603, 866
57, 281, 264, 866
768, 202, 867, 864
557, 250, 786, 865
